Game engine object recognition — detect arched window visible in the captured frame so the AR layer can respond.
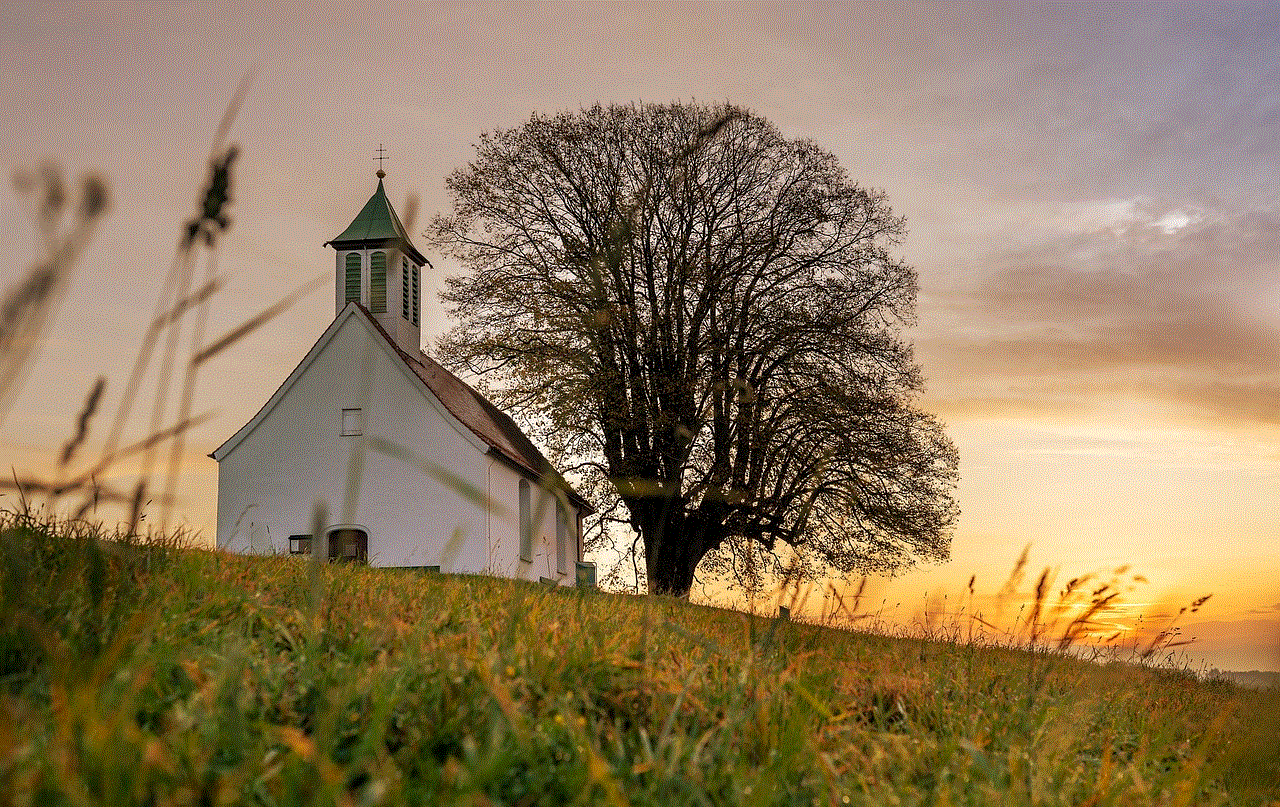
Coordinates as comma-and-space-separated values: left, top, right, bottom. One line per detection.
555, 502, 570, 575
519, 479, 532, 562
327, 528, 368, 564
344, 253, 361, 305
369, 252, 387, 313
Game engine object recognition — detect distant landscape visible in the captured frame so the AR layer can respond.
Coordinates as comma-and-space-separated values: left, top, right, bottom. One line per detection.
1212, 669, 1280, 691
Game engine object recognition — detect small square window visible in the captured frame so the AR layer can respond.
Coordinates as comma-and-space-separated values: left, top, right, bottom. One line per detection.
341, 408, 362, 436
289, 535, 312, 555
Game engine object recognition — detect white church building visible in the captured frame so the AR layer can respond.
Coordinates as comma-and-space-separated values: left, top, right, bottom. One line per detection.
211, 170, 595, 586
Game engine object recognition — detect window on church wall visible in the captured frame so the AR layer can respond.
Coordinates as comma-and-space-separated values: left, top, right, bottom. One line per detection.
344, 253, 361, 305
412, 264, 420, 326
327, 528, 368, 564
555, 502, 569, 575
519, 478, 532, 562
341, 408, 362, 436
288, 535, 312, 555
401, 257, 410, 320
370, 251, 387, 313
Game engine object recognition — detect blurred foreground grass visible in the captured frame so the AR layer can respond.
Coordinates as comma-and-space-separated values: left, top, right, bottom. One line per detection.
1, 510, 1277, 806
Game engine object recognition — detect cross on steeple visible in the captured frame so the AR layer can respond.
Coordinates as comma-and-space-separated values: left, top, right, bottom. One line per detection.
374, 143, 388, 178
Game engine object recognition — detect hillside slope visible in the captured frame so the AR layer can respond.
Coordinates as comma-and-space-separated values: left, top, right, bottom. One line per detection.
1, 513, 1277, 806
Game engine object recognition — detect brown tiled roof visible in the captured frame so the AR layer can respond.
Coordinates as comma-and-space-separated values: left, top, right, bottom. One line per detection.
361, 308, 594, 512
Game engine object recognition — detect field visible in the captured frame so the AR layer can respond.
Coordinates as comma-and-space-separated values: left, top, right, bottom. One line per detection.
1, 511, 1277, 807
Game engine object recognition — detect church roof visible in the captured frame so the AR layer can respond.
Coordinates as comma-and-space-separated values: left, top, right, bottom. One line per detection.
325, 177, 428, 265
363, 309, 594, 512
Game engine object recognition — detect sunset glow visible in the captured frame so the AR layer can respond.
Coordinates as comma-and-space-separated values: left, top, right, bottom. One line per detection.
2, 2, 1277, 673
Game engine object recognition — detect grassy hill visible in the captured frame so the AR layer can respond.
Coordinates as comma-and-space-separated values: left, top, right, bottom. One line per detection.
1, 511, 1277, 806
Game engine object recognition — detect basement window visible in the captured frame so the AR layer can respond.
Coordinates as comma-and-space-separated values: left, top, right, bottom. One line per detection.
288, 535, 312, 555
341, 408, 362, 436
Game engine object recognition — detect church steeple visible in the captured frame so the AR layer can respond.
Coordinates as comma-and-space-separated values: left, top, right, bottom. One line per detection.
325, 162, 430, 355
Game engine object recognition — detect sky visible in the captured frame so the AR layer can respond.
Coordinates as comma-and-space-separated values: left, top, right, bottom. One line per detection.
2, 1, 1277, 673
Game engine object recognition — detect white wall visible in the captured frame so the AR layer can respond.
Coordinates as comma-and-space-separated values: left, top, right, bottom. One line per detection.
215, 309, 582, 586
217, 311, 486, 571
485, 457, 582, 584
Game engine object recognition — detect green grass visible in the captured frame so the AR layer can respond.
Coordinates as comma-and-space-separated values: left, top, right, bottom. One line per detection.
1, 511, 1277, 806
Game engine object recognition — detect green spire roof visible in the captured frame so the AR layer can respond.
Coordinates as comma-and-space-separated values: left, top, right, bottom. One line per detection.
326, 176, 427, 265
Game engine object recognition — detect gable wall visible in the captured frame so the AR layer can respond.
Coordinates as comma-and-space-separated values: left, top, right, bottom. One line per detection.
217, 314, 487, 570
215, 312, 581, 585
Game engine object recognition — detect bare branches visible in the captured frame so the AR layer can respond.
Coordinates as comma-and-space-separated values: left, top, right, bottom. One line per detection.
433, 102, 958, 596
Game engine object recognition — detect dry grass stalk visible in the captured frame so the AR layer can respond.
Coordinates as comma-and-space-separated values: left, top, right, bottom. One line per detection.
2, 78, 322, 535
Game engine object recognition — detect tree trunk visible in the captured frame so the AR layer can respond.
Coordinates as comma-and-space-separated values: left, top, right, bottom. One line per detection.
644, 532, 699, 597
638, 508, 707, 598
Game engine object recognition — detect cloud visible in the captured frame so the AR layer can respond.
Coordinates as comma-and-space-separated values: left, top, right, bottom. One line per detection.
920, 203, 1280, 428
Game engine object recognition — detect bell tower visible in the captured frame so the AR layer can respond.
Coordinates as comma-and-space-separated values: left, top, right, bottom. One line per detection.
324, 150, 429, 356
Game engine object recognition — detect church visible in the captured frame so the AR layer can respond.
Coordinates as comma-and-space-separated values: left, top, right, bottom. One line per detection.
211, 169, 595, 586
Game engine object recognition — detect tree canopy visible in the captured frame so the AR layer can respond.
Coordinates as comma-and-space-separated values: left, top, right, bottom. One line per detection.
431, 102, 958, 597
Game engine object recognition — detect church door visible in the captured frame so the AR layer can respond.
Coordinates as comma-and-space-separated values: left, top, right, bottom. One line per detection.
327, 528, 368, 564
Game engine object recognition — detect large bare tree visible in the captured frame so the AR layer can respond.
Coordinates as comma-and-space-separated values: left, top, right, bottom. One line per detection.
431, 102, 958, 597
